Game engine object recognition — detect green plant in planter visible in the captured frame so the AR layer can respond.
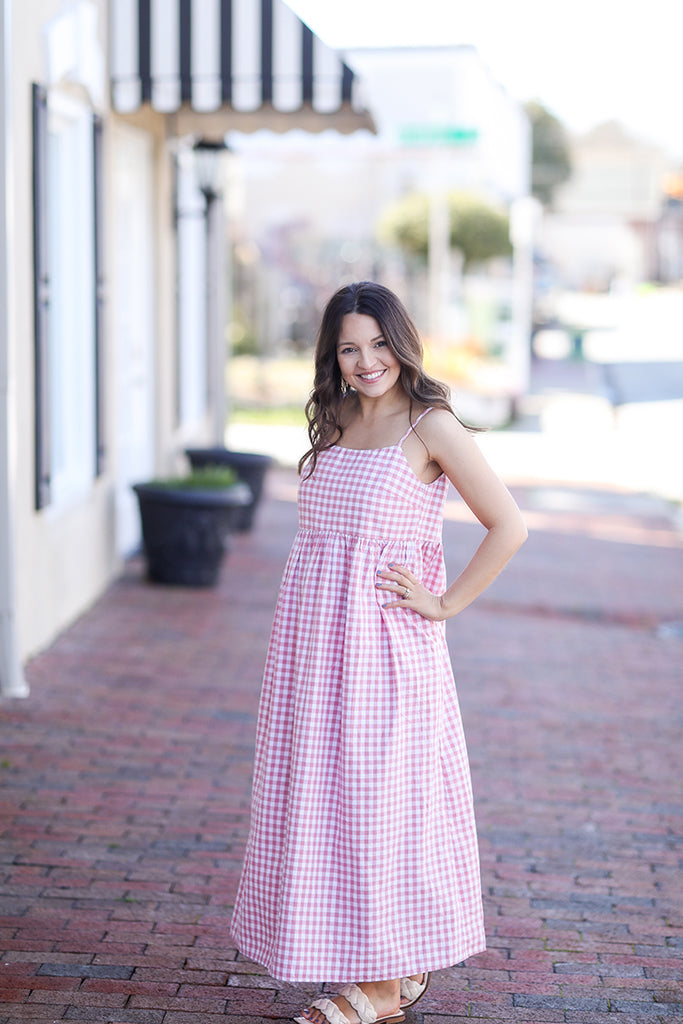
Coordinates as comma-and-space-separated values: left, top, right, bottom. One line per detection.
148, 466, 240, 490
132, 467, 251, 587
185, 448, 274, 532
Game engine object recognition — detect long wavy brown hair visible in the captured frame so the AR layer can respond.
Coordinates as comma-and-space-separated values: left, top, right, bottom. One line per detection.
299, 281, 466, 476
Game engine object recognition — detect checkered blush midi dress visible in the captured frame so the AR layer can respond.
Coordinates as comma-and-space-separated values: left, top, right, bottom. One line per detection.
230, 409, 486, 982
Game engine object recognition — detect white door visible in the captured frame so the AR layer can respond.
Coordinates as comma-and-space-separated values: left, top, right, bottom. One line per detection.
112, 124, 155, 556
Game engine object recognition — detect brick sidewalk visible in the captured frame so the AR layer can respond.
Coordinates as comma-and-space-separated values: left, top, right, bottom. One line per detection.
1, 468, 682, 1023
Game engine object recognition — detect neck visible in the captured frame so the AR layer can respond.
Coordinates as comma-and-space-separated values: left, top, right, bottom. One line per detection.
354, 384, 409, 421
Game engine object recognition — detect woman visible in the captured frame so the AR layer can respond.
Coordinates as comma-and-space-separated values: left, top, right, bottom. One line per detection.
230, 282, 527, 1024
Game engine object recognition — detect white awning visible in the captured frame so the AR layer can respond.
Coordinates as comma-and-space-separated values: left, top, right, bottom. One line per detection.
110, 0, 374, 133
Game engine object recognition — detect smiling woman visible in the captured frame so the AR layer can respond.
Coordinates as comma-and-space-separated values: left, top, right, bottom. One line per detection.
230, 281, 527, 1024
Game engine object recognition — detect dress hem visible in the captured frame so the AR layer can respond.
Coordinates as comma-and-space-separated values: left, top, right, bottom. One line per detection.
230, 938, 487, 984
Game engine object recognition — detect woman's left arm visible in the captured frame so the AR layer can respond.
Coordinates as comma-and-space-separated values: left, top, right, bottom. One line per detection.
379, 410, 528, 621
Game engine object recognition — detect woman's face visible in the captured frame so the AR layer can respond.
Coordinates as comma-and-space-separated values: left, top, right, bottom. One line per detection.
336, 313, 402, 399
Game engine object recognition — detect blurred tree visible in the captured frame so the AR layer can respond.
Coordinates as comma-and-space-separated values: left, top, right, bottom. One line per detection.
526, 100, 572, 207
448, 192, 512, 268
378, 192, 430, 259
378, 190, 512, 270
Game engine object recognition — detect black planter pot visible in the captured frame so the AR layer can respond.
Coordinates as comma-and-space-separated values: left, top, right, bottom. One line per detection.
132, 481, 251, 586
185, 448, 273, 532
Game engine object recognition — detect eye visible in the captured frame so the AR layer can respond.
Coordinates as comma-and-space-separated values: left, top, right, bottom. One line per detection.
339, 346, 355, 355
375, 339, 387, 348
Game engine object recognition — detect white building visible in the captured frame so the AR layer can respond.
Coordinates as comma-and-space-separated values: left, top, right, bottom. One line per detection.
346, 45, 529, 204
0, 0, 371, 697
541, 121, 673, 289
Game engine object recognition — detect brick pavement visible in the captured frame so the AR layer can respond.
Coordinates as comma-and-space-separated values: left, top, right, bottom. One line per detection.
1, 467, 682, 1023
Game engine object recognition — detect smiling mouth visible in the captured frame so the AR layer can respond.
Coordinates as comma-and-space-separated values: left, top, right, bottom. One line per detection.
358, 369, 386, 381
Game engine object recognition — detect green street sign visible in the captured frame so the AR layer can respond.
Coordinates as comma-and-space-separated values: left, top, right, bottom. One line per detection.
399, 125, 479, 147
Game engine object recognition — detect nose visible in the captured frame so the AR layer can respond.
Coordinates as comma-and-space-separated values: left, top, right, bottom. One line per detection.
356, 348, 377, 370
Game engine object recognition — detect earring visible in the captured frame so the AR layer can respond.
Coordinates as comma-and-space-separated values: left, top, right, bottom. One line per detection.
341, 378, 349, 395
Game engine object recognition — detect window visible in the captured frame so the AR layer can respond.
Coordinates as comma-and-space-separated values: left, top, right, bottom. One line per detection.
32, 84, 104, 511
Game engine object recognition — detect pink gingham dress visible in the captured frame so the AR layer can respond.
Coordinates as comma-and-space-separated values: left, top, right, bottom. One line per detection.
230, 409, 485, 982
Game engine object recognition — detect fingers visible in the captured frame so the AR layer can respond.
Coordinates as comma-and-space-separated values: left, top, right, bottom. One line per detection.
375, 563, 444, 621
376, 561, 412, 585
376, 562, 416, 607
376, 562, 410, 590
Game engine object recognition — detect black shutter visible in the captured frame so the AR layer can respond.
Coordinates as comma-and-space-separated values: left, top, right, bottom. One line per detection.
220, 0, 232, 105
261, 0, 273, 105
93, 114, 105, 476
32, 83, 50, 510
139, 0, 152, 104
301, 23, 314, 104
342, 63, 353, 104
173, 154, 181, 428
179, 0, 192, 103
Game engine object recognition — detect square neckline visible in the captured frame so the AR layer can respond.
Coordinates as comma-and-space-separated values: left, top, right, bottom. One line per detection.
332, 406, 434, 453
327, 410, 445, 489
332, 442, 400, 452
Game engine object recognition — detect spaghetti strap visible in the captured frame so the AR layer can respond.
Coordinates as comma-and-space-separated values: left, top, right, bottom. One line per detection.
399, 407, 434, 445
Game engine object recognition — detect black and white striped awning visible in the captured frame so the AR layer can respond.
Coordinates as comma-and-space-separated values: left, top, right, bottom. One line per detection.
111, 0, 373, 133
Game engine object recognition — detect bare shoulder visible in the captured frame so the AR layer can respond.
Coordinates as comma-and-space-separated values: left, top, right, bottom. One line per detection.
418, 407, 476, 457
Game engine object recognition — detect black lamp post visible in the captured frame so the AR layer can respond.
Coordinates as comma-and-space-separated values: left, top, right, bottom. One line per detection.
192, 138, 230, 443
193, 137, 229, 203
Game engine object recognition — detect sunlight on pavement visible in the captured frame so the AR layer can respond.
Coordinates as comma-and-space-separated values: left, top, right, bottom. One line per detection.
479, 395, 683, 503
228, 391, 683, 508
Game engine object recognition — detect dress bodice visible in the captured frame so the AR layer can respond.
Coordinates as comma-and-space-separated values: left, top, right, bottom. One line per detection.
298, 436, 449, 545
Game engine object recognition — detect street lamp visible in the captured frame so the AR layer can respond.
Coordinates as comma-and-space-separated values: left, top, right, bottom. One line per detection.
193, 137, 229, 202
192, 138, 230, 444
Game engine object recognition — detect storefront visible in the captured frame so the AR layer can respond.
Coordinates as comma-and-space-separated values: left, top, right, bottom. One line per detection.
0, 0, 372, 697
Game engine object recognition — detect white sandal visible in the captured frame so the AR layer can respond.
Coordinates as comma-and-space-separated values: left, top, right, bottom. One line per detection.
294, 982, 405, 1024
399, 972, 430, 1009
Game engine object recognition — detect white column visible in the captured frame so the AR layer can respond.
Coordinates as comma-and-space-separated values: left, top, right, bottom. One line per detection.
206, 193, 227, 444
176, 150, 207, 429
509, 195, 542, 399
428, 152, 451, 340
0, 0, 29, 698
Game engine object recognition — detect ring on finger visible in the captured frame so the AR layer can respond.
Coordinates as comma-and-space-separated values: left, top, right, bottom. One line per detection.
403, 587, 410, 599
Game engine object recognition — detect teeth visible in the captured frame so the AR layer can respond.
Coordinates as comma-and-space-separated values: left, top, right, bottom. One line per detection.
360, 370, 384, 380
